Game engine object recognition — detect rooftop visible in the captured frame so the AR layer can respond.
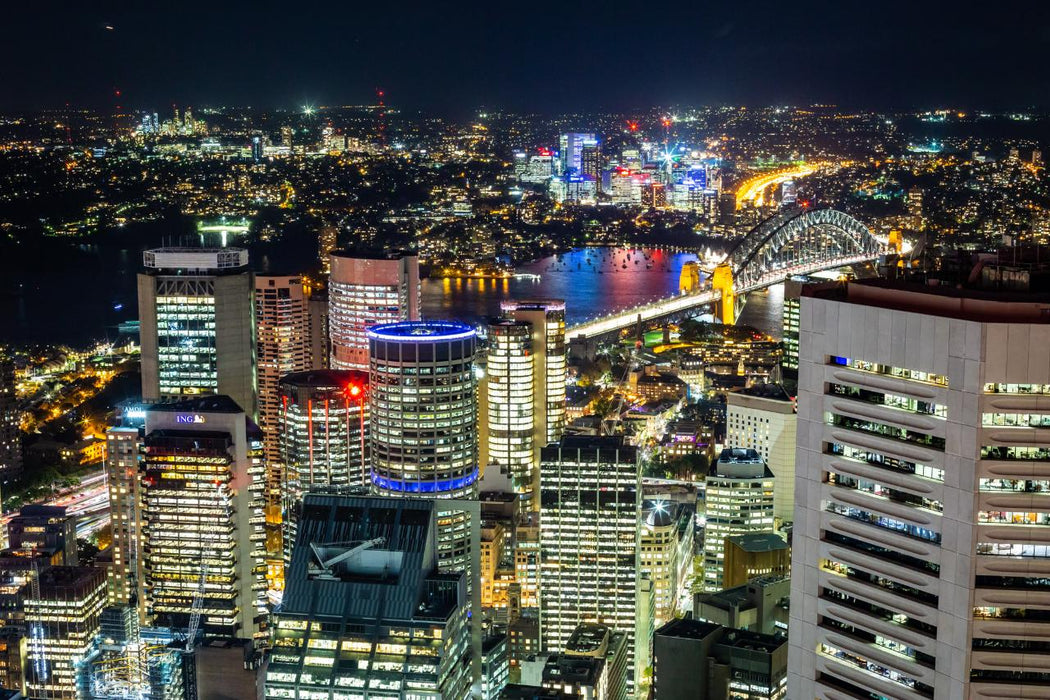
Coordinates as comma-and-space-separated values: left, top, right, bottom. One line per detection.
147, 395, 245, 414
564, 623, 610, 655
736, 383, 794, 402
805, 248, 1050, 324
367, 320, 476, 342
727, 533, 788, 553
279, 369, 369, 390
143, 247, 248, 271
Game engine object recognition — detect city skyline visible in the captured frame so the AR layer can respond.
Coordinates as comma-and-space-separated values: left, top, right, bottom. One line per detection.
2, 35, 1050, 695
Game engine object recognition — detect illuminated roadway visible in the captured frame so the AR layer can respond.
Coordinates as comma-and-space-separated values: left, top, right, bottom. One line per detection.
2, 468, 110, 540
565, 253, 876, 342
734, 164, 822, 209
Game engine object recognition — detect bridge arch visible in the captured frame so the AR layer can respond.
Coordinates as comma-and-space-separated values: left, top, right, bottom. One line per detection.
727, 207, 882, 290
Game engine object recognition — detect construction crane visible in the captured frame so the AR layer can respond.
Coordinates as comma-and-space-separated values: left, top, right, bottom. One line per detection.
185, 562, 208, 652
308, 538, 386, 581
26, 544, 49, 684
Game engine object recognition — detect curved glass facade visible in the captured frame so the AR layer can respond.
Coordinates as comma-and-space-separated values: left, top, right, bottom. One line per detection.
367, 321, 479, 499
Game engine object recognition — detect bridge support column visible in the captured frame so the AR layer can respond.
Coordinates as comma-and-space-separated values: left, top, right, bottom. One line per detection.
711, 263, 736, 325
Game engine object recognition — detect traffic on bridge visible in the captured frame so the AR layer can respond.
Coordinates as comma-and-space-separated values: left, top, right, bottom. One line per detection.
566, 207, 885, 345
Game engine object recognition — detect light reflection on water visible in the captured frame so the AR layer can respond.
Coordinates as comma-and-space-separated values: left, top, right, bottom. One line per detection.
422, 247, 784, 338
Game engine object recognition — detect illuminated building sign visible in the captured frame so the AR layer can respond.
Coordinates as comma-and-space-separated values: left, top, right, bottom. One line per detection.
175, 414, 207, 425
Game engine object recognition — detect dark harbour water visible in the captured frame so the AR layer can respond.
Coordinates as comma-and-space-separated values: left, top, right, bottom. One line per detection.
0, 244, 783, 347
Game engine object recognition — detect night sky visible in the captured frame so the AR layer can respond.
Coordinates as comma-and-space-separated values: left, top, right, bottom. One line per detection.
4, 0, 1049, 114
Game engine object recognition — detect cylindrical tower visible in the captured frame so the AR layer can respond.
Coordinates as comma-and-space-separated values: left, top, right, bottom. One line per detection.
485, 320, 536, 497
278, 369, 369, 564
367, 321, 479, 498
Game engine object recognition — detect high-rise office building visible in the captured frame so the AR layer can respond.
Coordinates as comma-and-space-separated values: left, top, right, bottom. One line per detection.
254, 274, 311, 586
501, 299, 567, 447
255, 275, 311, 468
24, 566, 107, 700
789, 273, 1050, 699
308, 289, 329, 370
486, 300, 566, 511
266, 494, 475, 699
328, 251, 420, 371
104, 426, 142, 608
368, 321, 479, 499
6, 506, 77, 566
484, 320, 536, 500
581, 144, 602, 189
558, 133, 598, 175
0, 359, 22, 482
701, 448, 775, 592
539, 436, 642, 691
725, 385, 797, 525
139, 397, 264, 640
368, 321, 480, 578
781, 279, 803, 376
277, 369, 369, 564
138, 248, 257, 417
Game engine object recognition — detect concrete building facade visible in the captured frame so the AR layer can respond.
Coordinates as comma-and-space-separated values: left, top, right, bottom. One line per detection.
789, 277, 1050, 699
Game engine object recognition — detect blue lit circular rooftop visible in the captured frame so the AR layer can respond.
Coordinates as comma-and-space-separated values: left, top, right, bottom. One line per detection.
367, 320, 476, 342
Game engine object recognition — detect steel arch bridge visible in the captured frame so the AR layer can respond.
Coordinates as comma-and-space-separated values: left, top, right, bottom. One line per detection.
566, 207, 884, 347
726, 207, 882, 292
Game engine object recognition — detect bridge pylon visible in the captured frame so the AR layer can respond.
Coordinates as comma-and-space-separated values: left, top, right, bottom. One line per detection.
711, 263, 736, 325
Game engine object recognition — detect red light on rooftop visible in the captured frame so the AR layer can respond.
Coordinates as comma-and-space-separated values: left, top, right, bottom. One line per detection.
347, 384, 362, 397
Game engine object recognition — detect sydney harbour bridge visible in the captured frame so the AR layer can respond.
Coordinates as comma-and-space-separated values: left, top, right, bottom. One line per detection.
565, 207, 886, 355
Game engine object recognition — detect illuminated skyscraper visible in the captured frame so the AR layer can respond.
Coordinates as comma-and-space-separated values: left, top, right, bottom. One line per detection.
104, 426, 143, 608
328, 251, 420, 371
0, 358, 21, 482
483, 320, 534, 497
24, 566, 106, 700
539, 436, 642, 692
368, 321, 479, 498
558, 133, 598, 175
138, 248, 257, 417
483, 300, 566, 511
277, 369, 369, 564
368, 321, 480, 576
725, 385, 797, 525
139, 397, 265, 640
254, 275, 310, 469
701, 448, 775, 592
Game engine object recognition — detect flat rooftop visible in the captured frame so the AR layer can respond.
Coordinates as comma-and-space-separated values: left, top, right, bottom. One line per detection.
367, 320, 476, 341
147, 395, 245, 414
805, 276, 1050, 324
727, 533, 788, 552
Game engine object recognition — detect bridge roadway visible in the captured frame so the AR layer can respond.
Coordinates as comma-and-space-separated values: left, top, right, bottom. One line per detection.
565, 252, 875, 342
